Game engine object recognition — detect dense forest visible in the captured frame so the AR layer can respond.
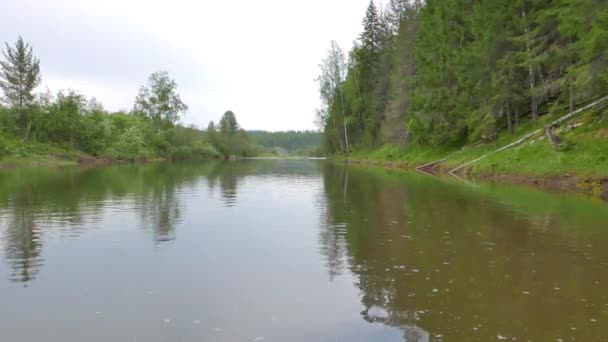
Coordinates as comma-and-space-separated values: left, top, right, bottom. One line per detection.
248, 130, 321, 155
317, 0, 608, 153
0, 37, 321, 162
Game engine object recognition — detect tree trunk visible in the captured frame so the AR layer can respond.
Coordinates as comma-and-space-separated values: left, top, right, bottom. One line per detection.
522, 6, 537, 122
340, 92, 349, 153
352, 72, 365, 131
568, 38, 575, 114
23, 120, 32, 144
449, 95, 608, 176
332, 118, 344, 153
514, 107, 519, 131
569, 81, 575, 113
545, 126, 561, 149
506, 103, 512, 133
343, 166, 349, 200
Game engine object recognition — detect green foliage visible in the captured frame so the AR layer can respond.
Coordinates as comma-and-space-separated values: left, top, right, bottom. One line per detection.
0, 87, 225, 163
107, 126, 151, 162
319, 0, 608, 154
0, 37, 234, 163
248, 130, 321, 153
0, 36, 41, 142
133, 71, 188, 131
218, 110, 239, 135
0, 132, 14, 157
209, 111, 257, 158
0, 36, 41, 109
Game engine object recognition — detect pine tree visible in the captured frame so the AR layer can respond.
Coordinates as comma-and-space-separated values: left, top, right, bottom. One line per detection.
358, 1, 383, 144
411, 0, 470, 144
380, 1, 420, 143
219, 110, 239, 135
559, 0, 608, 96
319, 0, 608, 153
0, 36, 41, 142
360, 1, 381, 60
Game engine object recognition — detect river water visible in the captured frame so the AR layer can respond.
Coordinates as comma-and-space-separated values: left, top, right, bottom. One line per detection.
0, 159, 607, 341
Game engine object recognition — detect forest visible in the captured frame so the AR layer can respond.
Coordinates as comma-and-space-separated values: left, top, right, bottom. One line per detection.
0, 37, 320, 164
248, 130, 322, 155
317, 0, 608, 161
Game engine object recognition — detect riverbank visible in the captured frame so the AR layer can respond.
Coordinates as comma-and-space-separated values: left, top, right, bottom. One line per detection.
0, 139, 160, 169
0, 154, 129, 169
344, 108, 608, 199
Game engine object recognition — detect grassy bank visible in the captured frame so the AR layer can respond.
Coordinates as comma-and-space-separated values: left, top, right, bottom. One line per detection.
0, 134, 83, 168
346, 107, 608, 196
0, 133, 161, 168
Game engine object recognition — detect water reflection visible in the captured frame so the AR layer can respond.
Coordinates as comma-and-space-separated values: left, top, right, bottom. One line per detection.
0, 160, 322, 285
207, 162, 242, 207
1, 202, 43, 285
1, 160, 607, 341
319, 163, 608, 341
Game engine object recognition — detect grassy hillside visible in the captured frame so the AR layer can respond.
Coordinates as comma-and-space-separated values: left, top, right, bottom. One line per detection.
349, 106, 608, 179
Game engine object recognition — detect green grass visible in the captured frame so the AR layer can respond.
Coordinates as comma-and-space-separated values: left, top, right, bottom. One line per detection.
348, 107, 608, 179
473, 130, 608, 177
0, 131, 87, 168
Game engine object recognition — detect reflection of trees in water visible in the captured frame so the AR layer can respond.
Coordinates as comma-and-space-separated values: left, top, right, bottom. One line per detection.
317, 166, 349, 281
0, 159, 324, 285
206, 159, 323, 207
320, 164, 431, 341
320, 163, 608, 341
138, 186, 181, 243
0, 163, 202, 284
318, 222, 347, 281
1, 201, 43, 285
206, 161, 241, 207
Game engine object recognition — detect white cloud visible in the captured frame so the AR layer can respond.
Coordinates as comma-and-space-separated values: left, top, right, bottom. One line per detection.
0, 0, 373, 131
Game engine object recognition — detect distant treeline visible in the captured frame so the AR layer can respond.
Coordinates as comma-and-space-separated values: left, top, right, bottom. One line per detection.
317, 0, 608, 153
248, 130, 321, 153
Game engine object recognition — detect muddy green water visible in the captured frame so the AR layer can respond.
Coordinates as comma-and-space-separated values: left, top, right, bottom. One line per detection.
0, 160, 607, 341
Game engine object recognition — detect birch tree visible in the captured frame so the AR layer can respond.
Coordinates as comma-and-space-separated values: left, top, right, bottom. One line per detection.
134, 71, 188, 132
316, 41, 349, 152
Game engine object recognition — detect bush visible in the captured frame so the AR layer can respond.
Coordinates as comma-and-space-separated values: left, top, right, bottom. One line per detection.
169, 142, 221, 160
107, 126, 153, 162
0, 133, 14, 157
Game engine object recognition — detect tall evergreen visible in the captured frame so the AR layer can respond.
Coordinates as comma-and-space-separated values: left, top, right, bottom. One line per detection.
0, 36, 41, 142
318, 0, 608, 153
219, 110, 239, 135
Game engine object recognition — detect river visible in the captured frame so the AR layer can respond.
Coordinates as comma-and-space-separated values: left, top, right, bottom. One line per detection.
0, 159, 607, 341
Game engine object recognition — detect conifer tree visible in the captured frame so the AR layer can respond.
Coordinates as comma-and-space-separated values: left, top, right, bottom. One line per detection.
0, 36, 41, 142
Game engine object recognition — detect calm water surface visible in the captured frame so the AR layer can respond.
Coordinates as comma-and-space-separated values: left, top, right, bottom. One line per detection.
1, 160, 607, 341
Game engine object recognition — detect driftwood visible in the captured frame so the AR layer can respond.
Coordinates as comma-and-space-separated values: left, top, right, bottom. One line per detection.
448, 95, 608, 176
481, 133, 498, 143
415, 158, 446, 175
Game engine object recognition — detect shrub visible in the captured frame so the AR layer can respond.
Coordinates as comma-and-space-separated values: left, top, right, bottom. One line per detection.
107, 126, 153, 162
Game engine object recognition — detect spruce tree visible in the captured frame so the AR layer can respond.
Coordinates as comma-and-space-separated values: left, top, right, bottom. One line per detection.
0, 36, 41, 142
358, 1, 383, 144
360, 1, 381, 60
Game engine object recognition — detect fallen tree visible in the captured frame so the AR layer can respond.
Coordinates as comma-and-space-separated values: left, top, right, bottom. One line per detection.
448, 95, 608, 176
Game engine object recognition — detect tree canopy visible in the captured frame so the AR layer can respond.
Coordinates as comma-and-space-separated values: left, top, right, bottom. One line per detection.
0, 36, 41, 142
317, 0, 608, 153
134, 71, 188, 131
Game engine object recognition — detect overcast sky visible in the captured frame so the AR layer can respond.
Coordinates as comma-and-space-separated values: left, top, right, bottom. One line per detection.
1, 0, 374, 131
